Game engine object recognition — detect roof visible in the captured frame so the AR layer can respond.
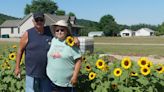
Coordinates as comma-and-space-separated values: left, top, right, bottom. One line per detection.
138, 28, 155, 32
0, 20, 22, 27
0, 13, 78, 28
88, 31, 104, 34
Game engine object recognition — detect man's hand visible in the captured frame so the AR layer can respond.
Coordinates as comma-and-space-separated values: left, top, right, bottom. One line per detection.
74, 37, 80, 47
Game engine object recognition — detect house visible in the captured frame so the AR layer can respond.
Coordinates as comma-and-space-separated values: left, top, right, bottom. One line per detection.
120, 29, 135, 37
135, 28, 155, 36
88, 31, 104, 37
0, 13, 81, 38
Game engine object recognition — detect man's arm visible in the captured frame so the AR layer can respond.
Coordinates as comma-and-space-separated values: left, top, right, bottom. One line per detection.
14, 31, 28, 76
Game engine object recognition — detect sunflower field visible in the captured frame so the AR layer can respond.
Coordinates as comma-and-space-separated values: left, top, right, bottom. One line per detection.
0, 44, 164, 92
77, 53, 164, 92
0, 44, 25, 92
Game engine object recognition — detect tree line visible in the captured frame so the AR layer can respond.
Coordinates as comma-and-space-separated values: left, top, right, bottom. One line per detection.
0, 0, 164, 36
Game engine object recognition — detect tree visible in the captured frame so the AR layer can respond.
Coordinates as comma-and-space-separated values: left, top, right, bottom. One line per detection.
68, 12, 75, 16
157, 22, 164, 35
99, 14, 119, 36
55, 10, 65, 15
24, 0, 58, 15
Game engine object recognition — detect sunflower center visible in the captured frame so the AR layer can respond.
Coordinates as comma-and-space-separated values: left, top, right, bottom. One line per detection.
91, 74, 93, 77
124, 61, 129, 66
157, 67, 162, 71
99, 62, 102, 66
141, 60, 146, 65
69, 39, 73, 43
86, 66, 90, 69
11, 55, 14, 58
116, 71, 120, 74
143, 69, 148, 72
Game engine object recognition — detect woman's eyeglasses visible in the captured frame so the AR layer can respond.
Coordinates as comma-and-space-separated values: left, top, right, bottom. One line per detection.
55, 29, 65, 32
35, 18, 44, 22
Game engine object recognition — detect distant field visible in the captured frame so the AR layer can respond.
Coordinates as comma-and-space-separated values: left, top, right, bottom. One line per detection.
0, 37, 164, 56
94, 37, 164, 56
94, 36, 164, 44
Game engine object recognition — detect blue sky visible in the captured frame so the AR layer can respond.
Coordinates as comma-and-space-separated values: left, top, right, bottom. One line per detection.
0, 0, 164, 25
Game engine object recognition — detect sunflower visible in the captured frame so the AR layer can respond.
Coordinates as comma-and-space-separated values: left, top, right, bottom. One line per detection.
138, 57, 149, 67
113, 68, 122, 77
82, 56, 86, 62
111, 84, 117, 89
140, 66, 150, 76
65, 36, 75, 47
147, 61, 153, 67
12, 45, 17, 48
102, 64, 109, 72
96, 59, 105, 69
156, 64, 164, 74
130, 71, 138, 77
121, 57, 132, 69
89, 72, 96, 80
9, 52, 16, 61
85, 64, 91, 72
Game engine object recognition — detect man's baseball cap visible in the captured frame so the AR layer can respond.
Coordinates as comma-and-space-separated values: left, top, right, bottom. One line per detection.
33, 12, 44, 19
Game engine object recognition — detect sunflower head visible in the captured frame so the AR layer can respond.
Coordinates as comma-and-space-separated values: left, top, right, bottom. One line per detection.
12, 45, 17, 48
89, 72, 96, 80
130, 71, 138, 77
102, 64, 109, 72
138, 57, 149, 67
121, 57, 132, 69
113, 68, 122, 77
65, 36, 75, 47
111, 84, 117, 89
82, 56, 86, 62
96, 59, 105, 69
140, 66, 150, 76
85, 64, 91, 72
156, 64, 164, 74
9, 52, 16, 61
147, 61, 153, 67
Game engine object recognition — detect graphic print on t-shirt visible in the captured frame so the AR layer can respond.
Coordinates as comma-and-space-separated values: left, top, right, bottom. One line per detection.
51, 45, 64, 59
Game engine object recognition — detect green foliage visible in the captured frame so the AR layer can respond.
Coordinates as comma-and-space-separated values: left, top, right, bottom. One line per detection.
0, 13, 19, 25
68, 12, 76, 17
157, 22, 164, 35
76, 19, 99, 36
24, 0, 58, 15
0, 44, 25, 92
55, 10, 65, 15
99, 14, 119, 36
78, 53, 164, 92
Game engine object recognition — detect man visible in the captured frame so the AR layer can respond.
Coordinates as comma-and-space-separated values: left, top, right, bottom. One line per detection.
15, 12, 53, 92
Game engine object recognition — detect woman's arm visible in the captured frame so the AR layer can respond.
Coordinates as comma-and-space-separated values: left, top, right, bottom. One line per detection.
71, 57, 82, 86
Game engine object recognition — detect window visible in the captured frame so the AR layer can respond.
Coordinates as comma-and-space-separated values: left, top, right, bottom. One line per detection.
11, 28, 14, 34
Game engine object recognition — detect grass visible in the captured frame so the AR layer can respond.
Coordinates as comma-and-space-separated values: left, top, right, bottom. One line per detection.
94, 37, 164, 56
0, 41, 18, 53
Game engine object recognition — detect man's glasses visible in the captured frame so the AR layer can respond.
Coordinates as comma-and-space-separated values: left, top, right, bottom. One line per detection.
55, 29, 65, 32
35, 18, 44, 22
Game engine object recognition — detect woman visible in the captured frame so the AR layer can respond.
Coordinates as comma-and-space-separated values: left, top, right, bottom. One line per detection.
46, 20, 82, 92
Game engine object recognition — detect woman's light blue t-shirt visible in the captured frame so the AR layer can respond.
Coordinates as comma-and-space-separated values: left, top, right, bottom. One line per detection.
47, 37, 81, 87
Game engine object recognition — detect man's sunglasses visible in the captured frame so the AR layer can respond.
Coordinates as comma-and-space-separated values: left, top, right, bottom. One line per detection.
55, 29, 65, 32
35, 18, 44, 22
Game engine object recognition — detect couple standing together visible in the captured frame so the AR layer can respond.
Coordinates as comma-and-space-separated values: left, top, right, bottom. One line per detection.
14, 12, 82, 92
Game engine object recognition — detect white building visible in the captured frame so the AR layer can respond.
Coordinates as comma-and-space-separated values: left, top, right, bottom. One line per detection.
0, 13, 81, 38
88, 31, 104, 37
120, 29, 135, 37
135, 28, 155, 36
